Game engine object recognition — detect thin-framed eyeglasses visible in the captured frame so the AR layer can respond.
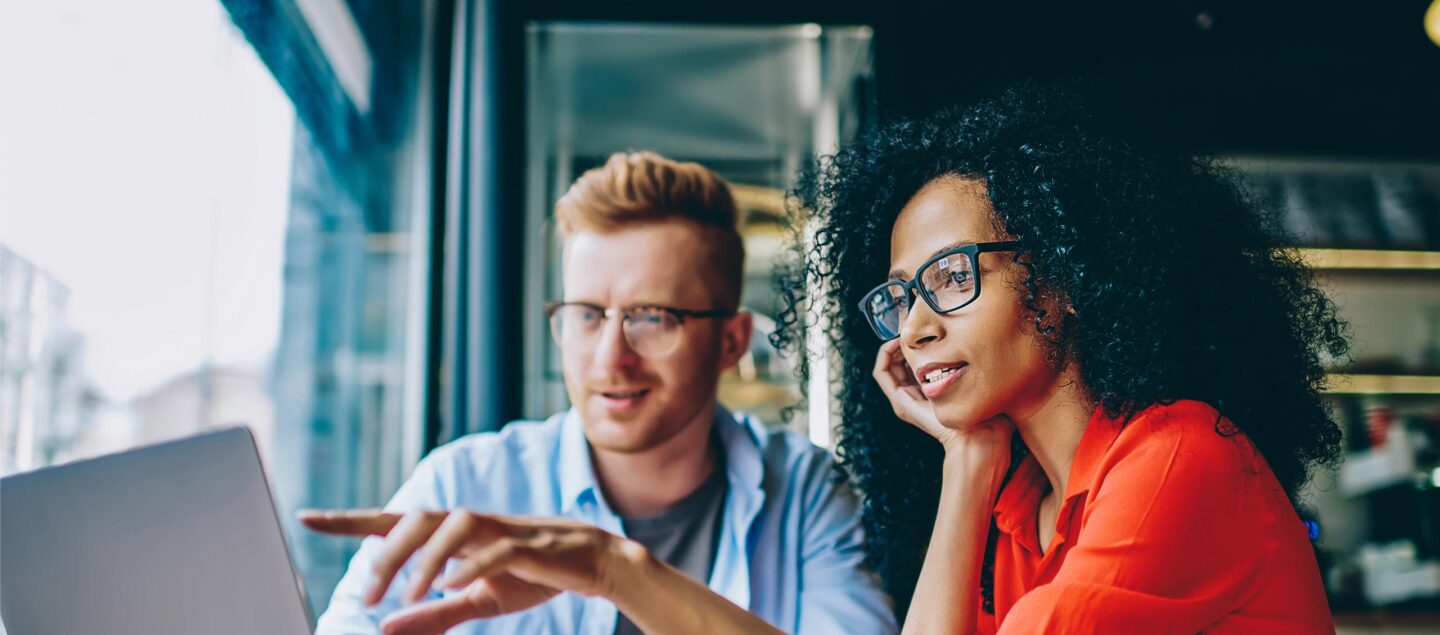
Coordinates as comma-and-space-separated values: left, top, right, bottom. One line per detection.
857, 240, 1020, 341
545, 302, 736, 358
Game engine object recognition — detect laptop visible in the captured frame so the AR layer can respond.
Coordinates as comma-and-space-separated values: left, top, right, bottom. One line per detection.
1, 427, 314, 635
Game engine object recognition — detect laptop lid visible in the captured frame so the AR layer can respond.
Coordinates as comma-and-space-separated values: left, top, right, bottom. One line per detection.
1, 427, 313, 635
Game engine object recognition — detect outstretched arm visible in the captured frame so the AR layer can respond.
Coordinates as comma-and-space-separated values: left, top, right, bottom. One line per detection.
300, 510, 786, 635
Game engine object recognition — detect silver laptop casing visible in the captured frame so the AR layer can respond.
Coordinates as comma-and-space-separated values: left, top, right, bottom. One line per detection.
1, 426, 313, 634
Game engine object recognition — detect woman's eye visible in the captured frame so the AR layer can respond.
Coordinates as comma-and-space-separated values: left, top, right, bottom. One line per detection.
934, 269, 972, 289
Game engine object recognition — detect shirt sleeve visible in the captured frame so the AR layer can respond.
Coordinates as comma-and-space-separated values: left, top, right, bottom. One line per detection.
313, 452, 455, 635
996, 412, 1275, 634
794, 452, 901, 635
975, 606, 998, 634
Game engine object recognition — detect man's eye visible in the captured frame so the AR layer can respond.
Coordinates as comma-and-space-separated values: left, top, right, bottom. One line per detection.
629, 311, 665, 326
576, 308, 602, 322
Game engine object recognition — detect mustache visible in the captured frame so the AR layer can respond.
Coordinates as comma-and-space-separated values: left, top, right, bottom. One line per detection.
585, 374, 658, 390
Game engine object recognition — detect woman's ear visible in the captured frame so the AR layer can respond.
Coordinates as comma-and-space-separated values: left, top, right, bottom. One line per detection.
1030, 285, 1074, 334
1037, 289, 1079, 370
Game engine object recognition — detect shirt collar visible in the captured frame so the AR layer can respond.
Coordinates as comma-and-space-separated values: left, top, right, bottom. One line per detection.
992, 404, 1123, 539
558, 408, 599, 515
1062, 403, 1124, 502
992, 455, 1047, 542
712, 406, 765, 494
557, 405, 764, 516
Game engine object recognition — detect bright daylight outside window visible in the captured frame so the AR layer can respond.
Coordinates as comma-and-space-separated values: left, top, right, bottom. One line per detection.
2, 0, 293, 476
1, 0, 435, 616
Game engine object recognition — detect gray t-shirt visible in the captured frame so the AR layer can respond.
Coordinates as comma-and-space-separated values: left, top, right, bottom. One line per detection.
614, 459, 729, 635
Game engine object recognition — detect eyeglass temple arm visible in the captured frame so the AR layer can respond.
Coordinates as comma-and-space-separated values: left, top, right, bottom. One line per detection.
669, 308, 737, 324
975, 240, 1021, 253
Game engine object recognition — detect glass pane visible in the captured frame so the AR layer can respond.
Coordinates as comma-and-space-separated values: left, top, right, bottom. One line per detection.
0, 0, 435, 619
525, 22, 875, 443
2, 0, 294, 473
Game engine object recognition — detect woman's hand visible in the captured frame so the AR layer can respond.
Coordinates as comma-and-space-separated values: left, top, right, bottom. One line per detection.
872, 340, 950, 438
872, 340, 1013, 454
300, 510, 638, 635
874, 339, 1014, 635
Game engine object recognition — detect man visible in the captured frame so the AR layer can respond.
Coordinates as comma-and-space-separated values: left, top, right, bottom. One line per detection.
309, 152, 896, 635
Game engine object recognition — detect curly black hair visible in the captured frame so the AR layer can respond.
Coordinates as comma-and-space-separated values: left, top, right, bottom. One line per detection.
772, 82, 1349, 619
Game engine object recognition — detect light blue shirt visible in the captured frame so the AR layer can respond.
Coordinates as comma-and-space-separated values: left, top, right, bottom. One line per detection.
315, 407, 898, 635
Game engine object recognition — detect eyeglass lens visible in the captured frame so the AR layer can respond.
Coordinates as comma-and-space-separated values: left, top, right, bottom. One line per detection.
866, 251, 977, 339
549, 305, 682, 357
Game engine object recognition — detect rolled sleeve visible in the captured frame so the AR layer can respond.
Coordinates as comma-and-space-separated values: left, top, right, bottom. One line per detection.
795, 457, 899, 635
314, 455, 451, 634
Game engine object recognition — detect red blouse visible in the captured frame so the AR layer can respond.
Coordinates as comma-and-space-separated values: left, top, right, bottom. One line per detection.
976, 400, 1333, 634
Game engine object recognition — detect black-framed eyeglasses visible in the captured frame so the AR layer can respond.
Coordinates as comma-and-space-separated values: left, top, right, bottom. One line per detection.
544, 302, 736, 358
857, 240, 1020, 341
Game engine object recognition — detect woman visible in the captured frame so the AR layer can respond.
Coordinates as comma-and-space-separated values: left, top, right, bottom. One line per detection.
774, 83, 1346, 633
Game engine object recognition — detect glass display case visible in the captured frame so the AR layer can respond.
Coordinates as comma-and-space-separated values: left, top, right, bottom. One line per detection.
1235, 156, 1440, 619
523, 22, 875, 441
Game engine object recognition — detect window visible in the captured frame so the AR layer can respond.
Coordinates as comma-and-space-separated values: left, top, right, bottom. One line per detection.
0, 0, 442, 616
2, 0, 294, 473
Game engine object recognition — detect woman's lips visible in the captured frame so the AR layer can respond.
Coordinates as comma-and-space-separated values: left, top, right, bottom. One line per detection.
918, 364, 968, 399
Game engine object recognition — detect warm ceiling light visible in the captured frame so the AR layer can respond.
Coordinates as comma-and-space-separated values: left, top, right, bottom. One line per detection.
1427, 0, 1440, 47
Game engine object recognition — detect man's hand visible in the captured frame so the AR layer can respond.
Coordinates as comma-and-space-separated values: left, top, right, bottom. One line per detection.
300, 510, 641, 635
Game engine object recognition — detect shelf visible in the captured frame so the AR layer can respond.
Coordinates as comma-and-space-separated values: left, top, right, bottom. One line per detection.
718, 377, 798, 408
1324, 374, 1440, 395
730, 183, 787, 220
1340, 445, 1417, 495
1364, 562, 1440, 607
1334, 611, 1440, 631
1300, 248, 1440, 271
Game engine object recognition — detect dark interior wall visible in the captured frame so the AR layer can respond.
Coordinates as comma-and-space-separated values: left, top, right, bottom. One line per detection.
422, 0, 1437, 437
516, 0, 1440, 159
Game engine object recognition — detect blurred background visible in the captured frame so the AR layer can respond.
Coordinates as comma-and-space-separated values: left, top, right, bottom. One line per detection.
1, 0, 1437, 630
